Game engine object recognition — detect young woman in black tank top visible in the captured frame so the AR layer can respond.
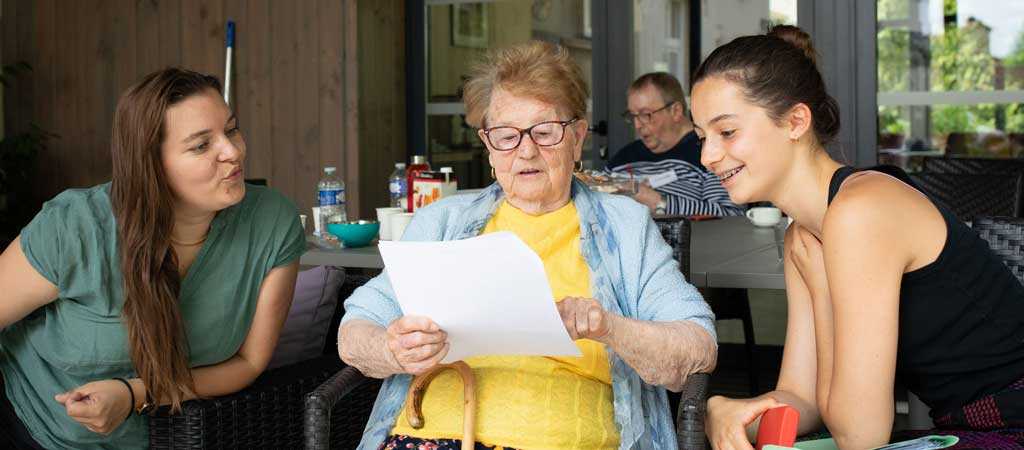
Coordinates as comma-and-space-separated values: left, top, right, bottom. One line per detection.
692, 26, 1024, 450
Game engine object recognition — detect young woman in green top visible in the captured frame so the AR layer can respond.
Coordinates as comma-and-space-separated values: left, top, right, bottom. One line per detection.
0, 68, 305, 450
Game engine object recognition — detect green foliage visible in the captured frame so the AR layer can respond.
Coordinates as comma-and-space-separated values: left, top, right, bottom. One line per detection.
878, 28, 910, 92
0, 62, 32, 87
931, 20, 994, 94
1008, 104, 1024, 132
0, 124, 55, 194
876, 4, 1021, 146
943, 0, 956, 17
880, 106, 909, 134
877, 0, 909, 21
1005, 30, 1024, 132
0, 63, 56, 248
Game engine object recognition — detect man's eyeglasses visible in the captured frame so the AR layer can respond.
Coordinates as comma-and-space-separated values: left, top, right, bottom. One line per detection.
621, 102, 676, 125
482, 118, 579, 151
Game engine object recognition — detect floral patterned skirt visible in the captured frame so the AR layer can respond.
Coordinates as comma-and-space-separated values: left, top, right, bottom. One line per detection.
379, 435, 519, 450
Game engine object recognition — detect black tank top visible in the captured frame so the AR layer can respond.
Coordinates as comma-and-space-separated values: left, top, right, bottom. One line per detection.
828, 166, 1024, 417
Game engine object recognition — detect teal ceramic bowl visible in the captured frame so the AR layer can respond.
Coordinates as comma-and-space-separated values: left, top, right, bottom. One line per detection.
326, 220, 380, 247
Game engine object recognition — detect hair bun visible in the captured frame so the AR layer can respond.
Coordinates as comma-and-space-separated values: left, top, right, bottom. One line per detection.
768, 25, 817, 66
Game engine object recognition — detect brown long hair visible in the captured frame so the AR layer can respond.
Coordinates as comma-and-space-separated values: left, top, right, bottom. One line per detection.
110, 68, 221, 411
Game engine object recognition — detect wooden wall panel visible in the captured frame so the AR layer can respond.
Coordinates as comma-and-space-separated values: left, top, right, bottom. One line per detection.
136, 0, 162, 76
159, 0, 183, 67
0, 0, 400, 225
295, 2, 319, 217
243, 0, 273, 188
30, 0, 56, 197
269, 0, 298, 207
52, 0, 75, 192
318, 0, 345, 185
357, 0, 405, 215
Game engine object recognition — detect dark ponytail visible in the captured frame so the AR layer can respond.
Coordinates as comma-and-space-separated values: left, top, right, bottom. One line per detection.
693, 25, 840, 145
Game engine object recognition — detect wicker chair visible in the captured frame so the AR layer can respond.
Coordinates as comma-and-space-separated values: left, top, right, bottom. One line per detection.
305, 360, 711, 450
655, 215, 759, 395
971, 216, 1024, 284
149, 274, 376, 450
908, 172, 1024, 221
306, 218, 712, 450
921, 156, 1024, 175
149, 355, 344, 450
899, 216, 1024, 427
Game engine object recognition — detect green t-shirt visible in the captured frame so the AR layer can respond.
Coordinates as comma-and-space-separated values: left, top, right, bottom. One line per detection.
1, 183, 305, 450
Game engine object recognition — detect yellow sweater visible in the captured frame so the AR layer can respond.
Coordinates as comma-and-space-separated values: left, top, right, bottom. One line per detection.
389, 201, 619, 449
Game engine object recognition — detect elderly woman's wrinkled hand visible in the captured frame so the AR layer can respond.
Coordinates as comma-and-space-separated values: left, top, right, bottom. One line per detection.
386, 316, 450, 376
557, 297, 614, 341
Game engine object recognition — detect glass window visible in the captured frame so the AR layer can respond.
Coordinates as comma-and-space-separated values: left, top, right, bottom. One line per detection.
876, 0, 1024, 169
425, 0, 593, 188
634, 0, 688, 80
699, 0, 796, 62
631, 0, 794, 139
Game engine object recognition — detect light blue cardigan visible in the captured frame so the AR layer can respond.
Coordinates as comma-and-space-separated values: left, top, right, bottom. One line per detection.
340, 178, 716, 450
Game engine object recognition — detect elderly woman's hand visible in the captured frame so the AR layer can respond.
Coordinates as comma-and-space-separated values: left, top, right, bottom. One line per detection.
386, 316, 450, 375
557, 297, 616, 341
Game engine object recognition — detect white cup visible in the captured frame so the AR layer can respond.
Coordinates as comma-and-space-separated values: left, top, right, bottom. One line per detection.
390, 213, 416, 241
746, 206, 782, 227
375, 207, 405, 240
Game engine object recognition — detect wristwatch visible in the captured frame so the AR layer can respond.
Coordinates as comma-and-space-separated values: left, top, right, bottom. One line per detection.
655, 196, 667, 215
136, 388, 155, 415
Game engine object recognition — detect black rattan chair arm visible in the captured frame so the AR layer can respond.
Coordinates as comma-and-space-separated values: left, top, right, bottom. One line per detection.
676, 372, 710, 450
304, 366, 371, 450
149, 354, 343, 450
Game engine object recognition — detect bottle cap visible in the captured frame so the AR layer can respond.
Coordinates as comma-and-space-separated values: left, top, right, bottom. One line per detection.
396, 162, 406, 169
411, 155, 427, 165
324, 167, 337, 174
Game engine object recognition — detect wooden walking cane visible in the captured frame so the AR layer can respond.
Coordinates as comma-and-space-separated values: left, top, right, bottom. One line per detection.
406, 361, 477, 450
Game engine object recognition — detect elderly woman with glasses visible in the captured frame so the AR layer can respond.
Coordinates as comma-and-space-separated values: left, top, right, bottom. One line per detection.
337, 41, 716, 450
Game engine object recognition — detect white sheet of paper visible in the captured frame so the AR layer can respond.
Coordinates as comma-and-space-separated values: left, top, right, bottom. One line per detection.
378, 232, 583, 363
646, 169, 679, 189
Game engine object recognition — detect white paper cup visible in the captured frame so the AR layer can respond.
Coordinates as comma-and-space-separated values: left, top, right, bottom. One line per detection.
390, 213, 416, 241
375, 207, 405, 240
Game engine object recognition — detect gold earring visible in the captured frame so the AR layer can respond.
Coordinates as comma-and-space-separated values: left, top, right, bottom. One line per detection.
491, 167, 496, 179
574, 160, 584, 173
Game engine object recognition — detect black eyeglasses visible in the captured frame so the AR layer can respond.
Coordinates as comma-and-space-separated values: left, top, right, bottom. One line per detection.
621, 102, 676, 125
482, 118, 579, 151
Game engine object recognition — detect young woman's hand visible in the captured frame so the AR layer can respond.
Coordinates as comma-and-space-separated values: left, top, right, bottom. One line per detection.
789, 224, 829, 300
54, 380, 134, 435
706, 395, 785, 450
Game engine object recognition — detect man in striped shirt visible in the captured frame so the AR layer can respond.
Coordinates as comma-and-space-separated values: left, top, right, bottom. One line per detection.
608, 72, 744, 217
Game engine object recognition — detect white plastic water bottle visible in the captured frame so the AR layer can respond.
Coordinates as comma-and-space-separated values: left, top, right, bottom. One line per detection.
317, 167, 346, 234
388, 163, 407, 208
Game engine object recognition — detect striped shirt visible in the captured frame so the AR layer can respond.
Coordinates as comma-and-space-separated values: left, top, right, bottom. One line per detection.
606, 131, 745, 217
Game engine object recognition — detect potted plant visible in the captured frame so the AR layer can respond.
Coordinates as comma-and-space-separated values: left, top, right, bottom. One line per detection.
0, 63, 57, 247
